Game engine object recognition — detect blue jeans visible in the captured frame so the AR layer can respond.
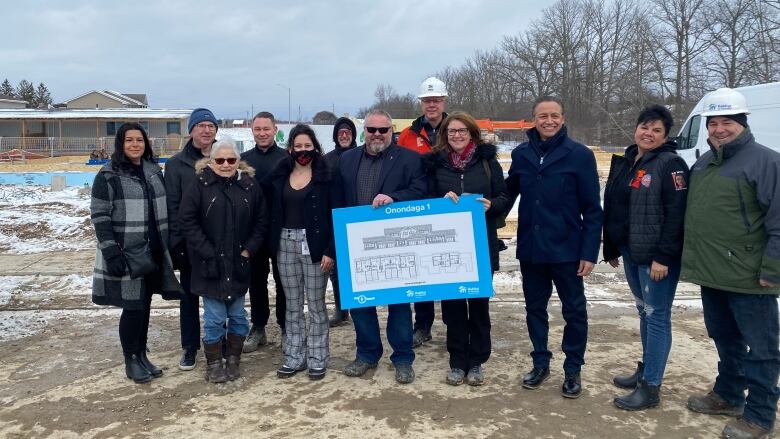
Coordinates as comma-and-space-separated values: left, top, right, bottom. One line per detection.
702, 287, 780, 430
621, 250, 680, 386
202, 295, 249, 345
351, 303, 414, 365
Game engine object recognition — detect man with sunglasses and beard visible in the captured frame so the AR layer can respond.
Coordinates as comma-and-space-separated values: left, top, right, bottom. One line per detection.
337, 109, 427, 384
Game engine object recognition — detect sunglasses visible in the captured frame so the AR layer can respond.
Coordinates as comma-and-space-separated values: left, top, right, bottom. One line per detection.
213, 157, 237, 165
365, 126, 392, 134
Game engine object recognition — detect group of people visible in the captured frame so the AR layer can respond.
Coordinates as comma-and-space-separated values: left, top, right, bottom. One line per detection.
90, 78, 779, 439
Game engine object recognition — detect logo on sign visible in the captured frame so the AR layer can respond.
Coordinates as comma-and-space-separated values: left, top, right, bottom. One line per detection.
356, 295, 375, 304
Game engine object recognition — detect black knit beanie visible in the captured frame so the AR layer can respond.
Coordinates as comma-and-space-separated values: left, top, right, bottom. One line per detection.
707, 113, 748, 128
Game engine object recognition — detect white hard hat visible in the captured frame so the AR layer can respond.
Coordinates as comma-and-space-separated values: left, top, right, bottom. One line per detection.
418, 77, 448, 98
701, 88, 750, 116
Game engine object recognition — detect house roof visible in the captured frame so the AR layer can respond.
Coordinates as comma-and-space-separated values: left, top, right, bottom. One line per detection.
63, 90, 148, 107
124, 94, 148, 106
0, 108, 192, 120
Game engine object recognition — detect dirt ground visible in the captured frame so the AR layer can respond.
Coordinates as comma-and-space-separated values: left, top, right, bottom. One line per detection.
0, 250, 736, 439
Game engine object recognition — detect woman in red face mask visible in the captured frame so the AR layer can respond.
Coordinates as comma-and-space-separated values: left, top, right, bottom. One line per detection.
265, 124, 339, 380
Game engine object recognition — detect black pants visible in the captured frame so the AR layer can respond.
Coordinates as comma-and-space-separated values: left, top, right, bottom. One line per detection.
702, 287, 780, 430
520, 260, 588, 374
248, 248, 286, 330
119, 291, 153, 356
330, 264, 348, 313
441, 297, 491, 371
179, 266, 201, 351
414, 301, 435, 333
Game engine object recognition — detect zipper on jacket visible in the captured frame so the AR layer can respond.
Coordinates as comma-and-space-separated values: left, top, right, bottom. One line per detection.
205, 196, 217, 218
735, 182, 752, 233
460, 174, 465, 194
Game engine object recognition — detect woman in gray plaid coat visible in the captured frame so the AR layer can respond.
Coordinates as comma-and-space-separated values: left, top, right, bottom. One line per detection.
90, 122, 182, 384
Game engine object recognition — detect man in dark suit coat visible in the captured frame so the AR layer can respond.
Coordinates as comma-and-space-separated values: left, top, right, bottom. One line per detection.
338, 109, 427, 384
506, 96, 603, 399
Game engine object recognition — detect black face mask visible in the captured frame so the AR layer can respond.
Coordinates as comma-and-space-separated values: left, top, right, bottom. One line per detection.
292, 149, 315, 166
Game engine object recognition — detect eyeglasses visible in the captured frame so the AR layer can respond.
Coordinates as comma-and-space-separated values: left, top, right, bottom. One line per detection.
365, 126, 392, 134
213, 157, 237, 165
337, 129, 352, 136
195, 123, 216, 131
421, 97, 445, 104
447, 128, 469, 136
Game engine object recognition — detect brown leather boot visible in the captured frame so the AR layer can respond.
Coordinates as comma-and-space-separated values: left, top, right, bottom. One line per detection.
687, 391, 744, 417
203, 341, 227, 383
225, 333, 245, 381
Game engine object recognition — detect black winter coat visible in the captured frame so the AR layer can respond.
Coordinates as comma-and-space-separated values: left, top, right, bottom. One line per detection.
265, 156, 339, 263
164, 139, 207, 251
422, 143, 510, 271
179, 162, 269, 300
240, 143, 289, 184
602, 142, 689, 265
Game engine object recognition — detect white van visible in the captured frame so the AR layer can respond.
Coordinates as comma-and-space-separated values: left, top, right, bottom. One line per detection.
676, 82, 780, 167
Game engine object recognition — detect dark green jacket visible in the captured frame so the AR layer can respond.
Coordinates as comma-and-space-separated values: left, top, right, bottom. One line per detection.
682, 129, 780, 294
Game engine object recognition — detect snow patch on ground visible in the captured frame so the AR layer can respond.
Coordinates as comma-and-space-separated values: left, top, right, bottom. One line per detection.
0, 274, 92, 306
0, 185, 94, 254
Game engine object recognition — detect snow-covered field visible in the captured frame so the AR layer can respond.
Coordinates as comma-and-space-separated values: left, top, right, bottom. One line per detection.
0, 185, 94, 254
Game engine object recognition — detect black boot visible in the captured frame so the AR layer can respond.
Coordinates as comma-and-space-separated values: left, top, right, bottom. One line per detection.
225, 333, 245, 381
125, 353, 152, 384
613, 361, 644, 389
329, 309, 350, 327
614, 379, 660, 411
139, 347, 162, 378
203, 341, 227, 383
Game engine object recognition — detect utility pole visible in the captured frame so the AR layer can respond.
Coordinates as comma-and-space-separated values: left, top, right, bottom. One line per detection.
276, 83, 291, 123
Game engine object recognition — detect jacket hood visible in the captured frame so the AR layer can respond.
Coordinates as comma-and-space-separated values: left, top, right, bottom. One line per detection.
421, 143, 497, 173
194, 157, 256, 178
332, 117, 358, 149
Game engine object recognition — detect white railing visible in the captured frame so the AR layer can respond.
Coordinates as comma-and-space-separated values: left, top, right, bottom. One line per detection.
0, 137, 187, 157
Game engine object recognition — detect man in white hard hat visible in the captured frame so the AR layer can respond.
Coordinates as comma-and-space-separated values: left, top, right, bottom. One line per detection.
398, 77, 448, 155
683, 87, 780, 439
397, 76, 449, 348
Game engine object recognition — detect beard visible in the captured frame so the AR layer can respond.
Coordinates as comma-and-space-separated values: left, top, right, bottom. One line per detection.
366, 139, 390, 155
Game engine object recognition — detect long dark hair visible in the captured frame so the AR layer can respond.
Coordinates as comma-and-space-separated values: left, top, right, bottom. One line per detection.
110, 122, 155, 170
287, 124, 323, 154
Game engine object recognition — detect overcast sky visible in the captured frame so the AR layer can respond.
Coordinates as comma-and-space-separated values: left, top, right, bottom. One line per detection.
1, 0, 554, 120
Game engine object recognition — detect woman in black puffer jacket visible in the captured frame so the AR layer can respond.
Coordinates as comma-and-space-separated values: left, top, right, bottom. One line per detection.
602, 105, 689, 410
422, 111, 509, 387
179, 136, 269, 384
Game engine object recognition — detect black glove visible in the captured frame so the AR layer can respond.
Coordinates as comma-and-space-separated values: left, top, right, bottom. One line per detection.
101, 245, 127, 277
170, 241, 190, 269
202, 258, 219, 279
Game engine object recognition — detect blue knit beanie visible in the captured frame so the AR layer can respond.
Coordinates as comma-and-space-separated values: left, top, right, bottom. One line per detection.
188, 108, 218, 133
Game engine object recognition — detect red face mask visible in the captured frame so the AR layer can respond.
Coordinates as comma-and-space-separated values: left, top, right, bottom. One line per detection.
293, 150, 314, 166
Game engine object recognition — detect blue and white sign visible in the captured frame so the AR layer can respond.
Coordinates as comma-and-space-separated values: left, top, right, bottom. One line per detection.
332, 195, 493, 309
